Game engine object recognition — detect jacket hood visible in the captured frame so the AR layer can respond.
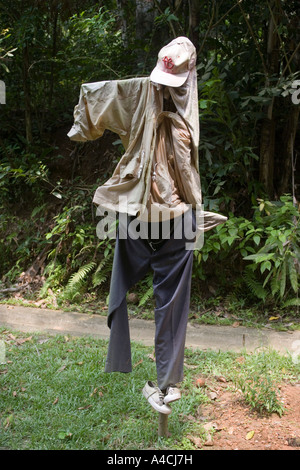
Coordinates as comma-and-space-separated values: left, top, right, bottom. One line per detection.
167, 64, 199, 151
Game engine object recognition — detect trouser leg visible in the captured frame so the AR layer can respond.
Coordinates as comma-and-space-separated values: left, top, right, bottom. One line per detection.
151, 210, 195, 390
104, 224, 151, 373
152, 248, 193, 390
105, 297, 132, 372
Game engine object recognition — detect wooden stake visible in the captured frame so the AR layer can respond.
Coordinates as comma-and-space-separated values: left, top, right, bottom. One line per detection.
158, 413, 169, 437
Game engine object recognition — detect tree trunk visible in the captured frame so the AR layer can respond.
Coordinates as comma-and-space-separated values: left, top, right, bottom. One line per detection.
188, 0, 201, 50
22, 43, 32, 144
117, 0, 128, 48
259, 0, 280, 198
277, 11, 300, 197
259, 112, 276, 198
136, 0, 155, 42
278, 102, 299, 196
49, 1, 59, 108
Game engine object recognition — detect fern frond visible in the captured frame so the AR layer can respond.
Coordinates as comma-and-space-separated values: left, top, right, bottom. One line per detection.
243, 269, 268, 301
270, 274, 279, 296
288, 257, 299, 293
138, 272, 153, 307
92, 253, 113, 288
282, 297, 300, 308
279, 260, 287, 298
92, 251, 113, 287
138, 285, 154, 307
65, 261, 97, 294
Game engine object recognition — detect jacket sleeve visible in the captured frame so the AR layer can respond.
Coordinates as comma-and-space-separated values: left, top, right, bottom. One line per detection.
67, 78, 145, 147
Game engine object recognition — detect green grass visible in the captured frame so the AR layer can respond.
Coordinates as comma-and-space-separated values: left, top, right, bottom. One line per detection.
0, 328, 299, 450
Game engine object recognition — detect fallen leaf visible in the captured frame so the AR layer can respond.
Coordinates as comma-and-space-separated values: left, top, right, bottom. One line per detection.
16, 336, 32, 345
7, 334, 32, 345
53, 397, 59, 405
232, 321, 240, 328
133, 359, 143, 368
91, 387, 97, 395
269, 316, 280, 321
184, 363, 198, 370
35, 299, 47, 307
37, 339, 49, 344
147, 354, 156, 362
246, 430, 255, 440
78, 404, 92, 410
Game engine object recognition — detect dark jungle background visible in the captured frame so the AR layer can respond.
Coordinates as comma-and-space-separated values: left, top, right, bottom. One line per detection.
0, 0, 299, 326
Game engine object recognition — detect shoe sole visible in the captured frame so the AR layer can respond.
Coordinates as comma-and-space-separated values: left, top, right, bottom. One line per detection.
142, 388, 172, 415
164, 394, 181, 404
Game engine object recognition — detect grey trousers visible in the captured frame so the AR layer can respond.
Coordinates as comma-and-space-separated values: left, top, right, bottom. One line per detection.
104, 210, 195, 390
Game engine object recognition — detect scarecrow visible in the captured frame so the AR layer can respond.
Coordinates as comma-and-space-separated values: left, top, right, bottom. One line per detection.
68, 37, 227, 414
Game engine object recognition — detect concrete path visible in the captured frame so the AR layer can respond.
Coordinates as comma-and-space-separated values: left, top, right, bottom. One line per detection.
1, 303, 300, 356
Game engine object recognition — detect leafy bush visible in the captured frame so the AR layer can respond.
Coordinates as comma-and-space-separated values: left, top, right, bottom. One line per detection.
243, 196, 299, 303
194, 195, 299, 306
43, 202, 114, 304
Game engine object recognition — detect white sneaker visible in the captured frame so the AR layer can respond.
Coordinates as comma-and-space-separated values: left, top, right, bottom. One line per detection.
142, 381, 172, 415
163, 386, 181, 404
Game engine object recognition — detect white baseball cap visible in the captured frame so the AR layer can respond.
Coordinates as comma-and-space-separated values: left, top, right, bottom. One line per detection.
150, 36, 196, 87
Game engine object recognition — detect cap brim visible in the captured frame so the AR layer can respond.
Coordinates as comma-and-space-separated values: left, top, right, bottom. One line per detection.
150, 66, 189, 87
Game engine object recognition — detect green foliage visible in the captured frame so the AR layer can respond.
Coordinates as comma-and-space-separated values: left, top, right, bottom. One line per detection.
61, 7, 124, 86
194, 195, 299, 306
154, 7, 180, 27
137, 272, 153, 308
0, 1, 299, 317
92, 246, 114, 289
43, 201, 115, 304
64, 261, 97, 301
243, 196, 299, 302
237, 373, 285, 416
62, 243, 114, 303
197, 57, 262, 214
0, 145, 50, 205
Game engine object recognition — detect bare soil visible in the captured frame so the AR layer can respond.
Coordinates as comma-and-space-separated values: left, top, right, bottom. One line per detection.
190, 380, 300, 450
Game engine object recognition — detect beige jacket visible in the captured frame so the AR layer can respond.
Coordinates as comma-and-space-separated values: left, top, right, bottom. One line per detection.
68, 75, 227, 231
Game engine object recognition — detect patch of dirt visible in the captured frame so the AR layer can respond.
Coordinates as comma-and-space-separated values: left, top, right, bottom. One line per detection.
196, 381, 300, 450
